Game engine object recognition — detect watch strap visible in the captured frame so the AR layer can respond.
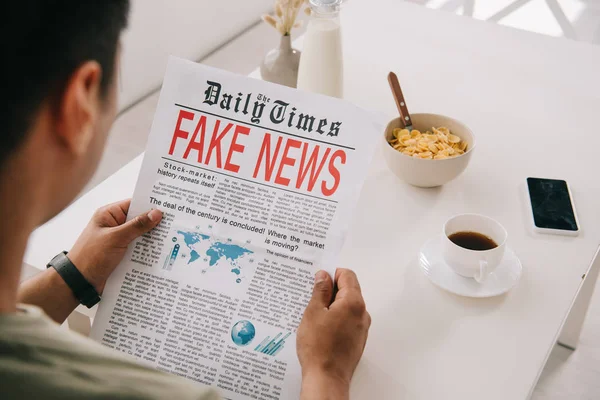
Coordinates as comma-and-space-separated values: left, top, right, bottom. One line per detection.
47, 251, 101, 308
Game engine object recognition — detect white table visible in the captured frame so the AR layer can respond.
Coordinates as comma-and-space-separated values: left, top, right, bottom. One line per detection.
24, 1, 600, 399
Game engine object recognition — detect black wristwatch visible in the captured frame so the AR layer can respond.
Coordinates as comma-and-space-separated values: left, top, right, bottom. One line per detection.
47, 251, 101, 308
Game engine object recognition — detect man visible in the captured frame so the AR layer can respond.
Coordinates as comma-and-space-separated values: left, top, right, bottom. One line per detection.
0, 1, 371, 399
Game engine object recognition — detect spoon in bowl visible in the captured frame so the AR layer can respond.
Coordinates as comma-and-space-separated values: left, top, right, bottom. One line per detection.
387, 71, 413, 132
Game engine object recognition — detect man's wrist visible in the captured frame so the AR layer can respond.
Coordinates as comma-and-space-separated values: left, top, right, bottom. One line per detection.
300, 370, 350, 400
47, 267, 79, 304
66, 251, 105, 294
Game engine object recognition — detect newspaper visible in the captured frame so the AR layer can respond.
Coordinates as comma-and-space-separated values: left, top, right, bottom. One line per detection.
90, 56, 380, 400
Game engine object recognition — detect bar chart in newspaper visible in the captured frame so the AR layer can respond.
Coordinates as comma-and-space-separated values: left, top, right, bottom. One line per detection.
254, 332, 291, 357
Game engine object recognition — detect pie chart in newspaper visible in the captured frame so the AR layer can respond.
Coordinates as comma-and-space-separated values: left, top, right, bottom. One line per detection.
231, 320, 256, 346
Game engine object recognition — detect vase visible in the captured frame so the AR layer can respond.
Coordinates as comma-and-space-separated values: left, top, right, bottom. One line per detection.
260, 35, 301, 88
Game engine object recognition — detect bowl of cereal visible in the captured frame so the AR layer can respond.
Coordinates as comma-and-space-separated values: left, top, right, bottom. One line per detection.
382, 113, 475, 187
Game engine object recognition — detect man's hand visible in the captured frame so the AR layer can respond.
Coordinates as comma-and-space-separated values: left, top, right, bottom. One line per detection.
297, 269, 371, 400
19, 199, 162, 323
69, 199, 162, 293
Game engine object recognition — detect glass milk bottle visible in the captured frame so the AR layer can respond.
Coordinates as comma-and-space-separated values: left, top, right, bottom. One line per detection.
297, 0, 344, 98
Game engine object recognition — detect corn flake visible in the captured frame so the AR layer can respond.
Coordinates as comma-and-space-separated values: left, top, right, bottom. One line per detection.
388, 126, 468, 160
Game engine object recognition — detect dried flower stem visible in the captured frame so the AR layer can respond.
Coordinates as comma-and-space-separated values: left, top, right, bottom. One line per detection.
262, 0, 307, 36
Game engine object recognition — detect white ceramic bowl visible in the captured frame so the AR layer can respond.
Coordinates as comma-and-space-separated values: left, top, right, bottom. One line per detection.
382, 113, 475, 188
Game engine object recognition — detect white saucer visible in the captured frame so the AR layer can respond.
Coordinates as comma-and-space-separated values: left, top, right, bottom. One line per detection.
419, 235, 523, 298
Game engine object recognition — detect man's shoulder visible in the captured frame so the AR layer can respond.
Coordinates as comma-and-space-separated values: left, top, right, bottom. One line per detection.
0, 306, 221, 400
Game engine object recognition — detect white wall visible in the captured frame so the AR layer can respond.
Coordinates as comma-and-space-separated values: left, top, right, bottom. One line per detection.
118, 0, 272, 110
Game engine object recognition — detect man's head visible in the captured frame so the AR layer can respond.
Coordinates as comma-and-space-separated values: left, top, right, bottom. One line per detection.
1, 1, 129, 224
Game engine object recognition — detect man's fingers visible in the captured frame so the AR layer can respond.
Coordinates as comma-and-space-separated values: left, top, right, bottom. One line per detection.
334, 268, 362, 293
106, 199, 131, 226
331, 269, 366, 315
113, 209, 163, 244
93, 199, 132, 227
114, 198, 132, 215
306, 270, 334, 311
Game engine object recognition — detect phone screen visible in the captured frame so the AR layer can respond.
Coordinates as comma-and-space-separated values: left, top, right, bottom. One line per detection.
527, 178, 578, 231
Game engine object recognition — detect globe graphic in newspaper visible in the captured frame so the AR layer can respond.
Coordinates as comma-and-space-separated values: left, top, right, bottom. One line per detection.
231, 320, 256, 346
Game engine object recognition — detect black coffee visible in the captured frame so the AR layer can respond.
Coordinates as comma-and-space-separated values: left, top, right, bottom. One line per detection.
448, 231, 497, 251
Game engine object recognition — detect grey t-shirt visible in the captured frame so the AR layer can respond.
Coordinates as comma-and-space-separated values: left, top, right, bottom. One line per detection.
0, 305, 221, 400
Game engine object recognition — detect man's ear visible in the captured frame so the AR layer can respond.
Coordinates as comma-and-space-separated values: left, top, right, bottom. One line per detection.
54, 61, 103, 155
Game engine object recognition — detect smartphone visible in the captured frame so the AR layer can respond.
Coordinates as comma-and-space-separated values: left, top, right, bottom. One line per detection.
526, 177, 579, 236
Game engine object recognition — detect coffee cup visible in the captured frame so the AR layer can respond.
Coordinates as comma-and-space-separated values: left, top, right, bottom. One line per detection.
442, 214, 507, 283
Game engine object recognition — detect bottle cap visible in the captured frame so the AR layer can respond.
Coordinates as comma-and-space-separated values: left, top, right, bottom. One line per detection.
309, 0, 343, 14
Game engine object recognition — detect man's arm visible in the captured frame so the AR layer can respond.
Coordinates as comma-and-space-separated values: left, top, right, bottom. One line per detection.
297, 269, 371, 400
18, 199, 162, 324
18, 267, 81, 324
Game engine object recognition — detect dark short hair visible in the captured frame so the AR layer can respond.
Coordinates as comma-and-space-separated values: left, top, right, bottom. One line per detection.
0, 1, 130, 165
